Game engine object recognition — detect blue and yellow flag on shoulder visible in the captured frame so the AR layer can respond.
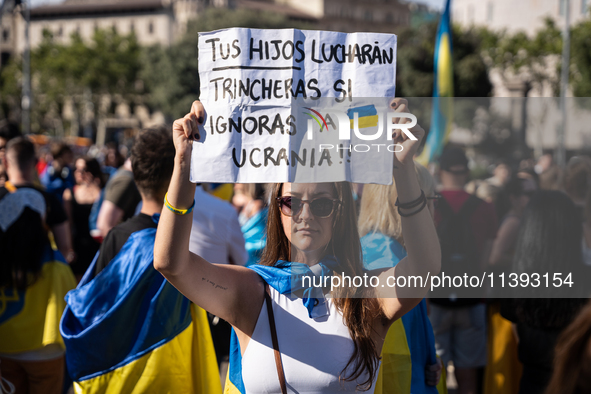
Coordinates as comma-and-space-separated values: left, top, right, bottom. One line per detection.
0, 246, 76, 354
362, 232, 447, 394
241, 207, 268, 266
223, 247, 447, 394
417, 0, 454, 167
60, 228, 221, 394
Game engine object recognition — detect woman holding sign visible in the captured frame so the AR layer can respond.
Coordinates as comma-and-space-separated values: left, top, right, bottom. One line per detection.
154, 99, 441, 392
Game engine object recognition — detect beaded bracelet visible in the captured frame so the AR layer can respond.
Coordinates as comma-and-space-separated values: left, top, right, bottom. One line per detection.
164, 192, 195, 215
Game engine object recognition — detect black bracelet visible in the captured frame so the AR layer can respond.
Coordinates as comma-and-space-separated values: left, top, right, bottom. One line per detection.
398, 197, 427, 217
395, 190, 425, 209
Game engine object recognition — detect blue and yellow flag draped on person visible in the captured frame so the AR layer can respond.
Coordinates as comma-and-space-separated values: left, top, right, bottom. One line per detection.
417, 0, 454, 166
60, 228, 221, 394
362, 232, 447, 394
0, 247, 76, 354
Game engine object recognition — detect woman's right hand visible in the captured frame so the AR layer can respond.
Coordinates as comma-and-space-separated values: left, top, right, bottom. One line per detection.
389, 98, 425, 170
172, 100, 205, 162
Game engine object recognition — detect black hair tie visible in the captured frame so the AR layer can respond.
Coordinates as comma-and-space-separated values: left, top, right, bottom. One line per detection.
395, 190, 425, 209
398, 197, 428, 217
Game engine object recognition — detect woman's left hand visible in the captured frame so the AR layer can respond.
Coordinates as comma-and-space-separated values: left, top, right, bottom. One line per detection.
389, 98, 425, 169
425, 358, 443, 386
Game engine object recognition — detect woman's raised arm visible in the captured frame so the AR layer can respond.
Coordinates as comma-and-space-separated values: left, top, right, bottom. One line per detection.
377, 98, 441, 321
153, 101, 264, 335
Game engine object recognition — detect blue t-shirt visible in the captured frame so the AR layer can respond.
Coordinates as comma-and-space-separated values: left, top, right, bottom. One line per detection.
40, 165, 75, 203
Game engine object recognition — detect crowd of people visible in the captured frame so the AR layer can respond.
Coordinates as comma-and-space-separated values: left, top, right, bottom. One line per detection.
1, 101, 591, 394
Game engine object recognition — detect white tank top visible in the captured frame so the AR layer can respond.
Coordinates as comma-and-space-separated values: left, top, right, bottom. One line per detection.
241, 286, 378, 393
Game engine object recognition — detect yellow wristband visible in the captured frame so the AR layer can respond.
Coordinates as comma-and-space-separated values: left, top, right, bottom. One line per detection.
164, 192, 195, 215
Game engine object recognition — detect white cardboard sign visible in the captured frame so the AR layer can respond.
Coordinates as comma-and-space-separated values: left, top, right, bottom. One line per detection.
191, 28, 397, 184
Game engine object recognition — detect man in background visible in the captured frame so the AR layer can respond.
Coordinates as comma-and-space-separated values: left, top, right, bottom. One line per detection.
40, 141, 75, 204
96, 153, 141, 238
189, 185, 248, 266
61, 127, 220, 393
94, 129, 170, 275
3, 137, 73, 262
429, 146, 498, 394
0, 121, 22, 187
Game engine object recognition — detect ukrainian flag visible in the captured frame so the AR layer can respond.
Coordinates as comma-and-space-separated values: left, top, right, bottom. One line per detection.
0, 246, 76, 354
362, 232, 447, 394
223, 330, 245, 394
348, 105, 380, 129
60, 228, 221, 394
417, 0, 454, 166
208, 183, 234, 201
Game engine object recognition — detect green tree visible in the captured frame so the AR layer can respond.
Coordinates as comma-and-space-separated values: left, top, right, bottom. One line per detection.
478, 14, 591, 97
142, 8, 313, 121
571, 18, 591, 97
0, 56, 23, 121
395, 21, 492, 98
3, 28, 142, 134
30, 30, 74, 133
478, 18, 562, 95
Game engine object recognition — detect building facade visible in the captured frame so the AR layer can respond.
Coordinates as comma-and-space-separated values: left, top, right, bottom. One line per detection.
449, 0, 591, 155
452, 0, 589, 35
0, 1, 18, 66
4, 0, 411, 60
277, 0, 410, 33
17, 0, 198, 52
451, 0, 590, 97
1, 0, 410, 140
7, 0, 323, 56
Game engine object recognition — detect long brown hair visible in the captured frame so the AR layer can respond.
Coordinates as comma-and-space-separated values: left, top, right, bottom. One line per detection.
546, 300, 591, 394
260, 182, 381, 391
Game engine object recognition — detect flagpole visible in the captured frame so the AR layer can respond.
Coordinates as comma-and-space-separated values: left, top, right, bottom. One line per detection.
557, 0, 570, 170
22, 0, 31, 134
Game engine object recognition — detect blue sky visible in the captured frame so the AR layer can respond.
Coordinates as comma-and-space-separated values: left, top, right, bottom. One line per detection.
30, 0, 446, 10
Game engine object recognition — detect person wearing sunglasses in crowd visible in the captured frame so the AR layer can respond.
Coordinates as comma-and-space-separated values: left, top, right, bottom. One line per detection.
153, 99, 441, 393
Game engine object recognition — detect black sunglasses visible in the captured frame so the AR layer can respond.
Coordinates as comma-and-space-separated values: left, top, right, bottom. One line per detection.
276, 196, 341, 218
